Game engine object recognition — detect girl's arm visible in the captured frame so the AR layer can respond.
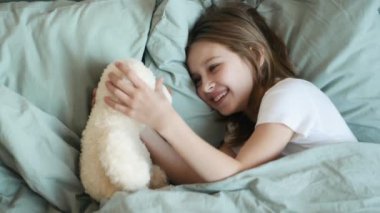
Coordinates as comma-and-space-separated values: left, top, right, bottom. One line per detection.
141, 127, 237, 184
157, 111, 293, 182
140, 127, 204, 184
105, 62, 294, 182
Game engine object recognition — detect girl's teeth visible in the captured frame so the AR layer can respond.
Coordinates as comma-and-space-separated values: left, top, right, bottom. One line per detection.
214, 91, 227, 102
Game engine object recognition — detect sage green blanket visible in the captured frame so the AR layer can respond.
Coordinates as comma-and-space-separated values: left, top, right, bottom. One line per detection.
98, 143, 380, 212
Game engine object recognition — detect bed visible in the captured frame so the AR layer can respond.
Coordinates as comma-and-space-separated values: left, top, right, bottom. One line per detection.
1, 0, 379, 212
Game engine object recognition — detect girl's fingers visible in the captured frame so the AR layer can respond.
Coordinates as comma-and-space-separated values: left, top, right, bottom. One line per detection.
104, 96, 131, 116
105, 81, 132, 105
115, 61, 146, 89
108, 72, 135, 97
92, 88, 97, 97
156, 78, 172, 99
91, 87, 97, 106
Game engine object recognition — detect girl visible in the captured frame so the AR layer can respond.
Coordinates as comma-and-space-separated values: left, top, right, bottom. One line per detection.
104, 3, 357, 184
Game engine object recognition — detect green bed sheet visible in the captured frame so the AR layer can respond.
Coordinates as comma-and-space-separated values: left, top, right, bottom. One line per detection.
1, 0, 380, 212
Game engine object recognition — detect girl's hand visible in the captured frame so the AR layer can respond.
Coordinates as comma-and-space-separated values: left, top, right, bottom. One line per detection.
91, 88, 97, 107
104, 62, 175, 132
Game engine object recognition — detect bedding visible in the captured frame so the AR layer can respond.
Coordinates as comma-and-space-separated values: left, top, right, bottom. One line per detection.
0, 0, 379, 212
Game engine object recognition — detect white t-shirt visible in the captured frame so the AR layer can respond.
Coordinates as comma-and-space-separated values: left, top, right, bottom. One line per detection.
256, 78, 357, 155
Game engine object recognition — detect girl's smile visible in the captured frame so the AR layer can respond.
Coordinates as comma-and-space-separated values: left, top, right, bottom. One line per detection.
207, 87, 229, 110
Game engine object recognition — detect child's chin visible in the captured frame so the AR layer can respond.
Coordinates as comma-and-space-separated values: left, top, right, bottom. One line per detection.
217, 108, 233, 117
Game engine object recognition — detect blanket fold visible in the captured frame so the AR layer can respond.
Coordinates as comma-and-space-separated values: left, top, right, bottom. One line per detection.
0, 86, 96, 212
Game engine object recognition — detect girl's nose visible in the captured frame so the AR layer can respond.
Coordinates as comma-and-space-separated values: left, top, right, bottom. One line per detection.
204, 81, 216, 93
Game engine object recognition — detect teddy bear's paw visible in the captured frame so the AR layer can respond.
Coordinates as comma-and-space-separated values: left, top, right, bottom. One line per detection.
149, 165, 168, 189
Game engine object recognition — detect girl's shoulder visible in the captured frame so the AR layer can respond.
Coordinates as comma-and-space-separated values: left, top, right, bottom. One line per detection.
265, 78, 324, 100
269, 78, 317, 93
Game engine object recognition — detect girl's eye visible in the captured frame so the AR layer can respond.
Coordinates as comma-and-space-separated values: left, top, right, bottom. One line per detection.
209, 64, 219, 72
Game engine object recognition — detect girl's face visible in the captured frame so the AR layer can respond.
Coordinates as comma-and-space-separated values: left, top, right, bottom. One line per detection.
187, 40, 254, 116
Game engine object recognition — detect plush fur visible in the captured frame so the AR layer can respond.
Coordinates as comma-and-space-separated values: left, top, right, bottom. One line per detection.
80, 59, 170, 202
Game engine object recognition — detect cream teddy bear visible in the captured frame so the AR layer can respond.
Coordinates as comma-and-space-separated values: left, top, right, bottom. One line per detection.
80, 59, 170, 202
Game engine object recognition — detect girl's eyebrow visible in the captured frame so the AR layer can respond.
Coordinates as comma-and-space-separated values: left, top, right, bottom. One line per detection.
203, 56, 221, 65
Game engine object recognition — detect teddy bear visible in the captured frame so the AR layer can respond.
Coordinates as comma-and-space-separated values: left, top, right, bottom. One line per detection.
80, 58, 170, 202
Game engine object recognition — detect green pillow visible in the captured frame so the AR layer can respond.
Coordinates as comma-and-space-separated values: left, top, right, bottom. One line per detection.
144, 0, 226, 147
0, 0, 156, 136
257, 0, 380, 143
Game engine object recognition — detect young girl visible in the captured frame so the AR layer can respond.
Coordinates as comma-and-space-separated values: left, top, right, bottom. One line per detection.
104, 3, 357, 184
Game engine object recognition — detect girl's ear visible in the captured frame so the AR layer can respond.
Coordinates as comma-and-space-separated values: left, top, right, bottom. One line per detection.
258, 52, 265, 68
257, 46, 266, 69
249, 46, 265, 69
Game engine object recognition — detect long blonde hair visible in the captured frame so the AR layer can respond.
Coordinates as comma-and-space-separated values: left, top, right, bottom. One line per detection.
186, 3, 296, 147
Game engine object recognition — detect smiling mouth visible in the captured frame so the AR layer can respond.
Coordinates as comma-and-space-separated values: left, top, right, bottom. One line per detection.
212, 90, 228, 104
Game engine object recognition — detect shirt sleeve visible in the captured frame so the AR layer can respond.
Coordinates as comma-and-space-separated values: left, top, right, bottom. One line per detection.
256, 83, 317, 137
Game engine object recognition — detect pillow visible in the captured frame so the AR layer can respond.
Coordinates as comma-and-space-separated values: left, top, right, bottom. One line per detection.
256, 0, 380, 143
0, 0, 156, 136
144, 0, 227, 147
